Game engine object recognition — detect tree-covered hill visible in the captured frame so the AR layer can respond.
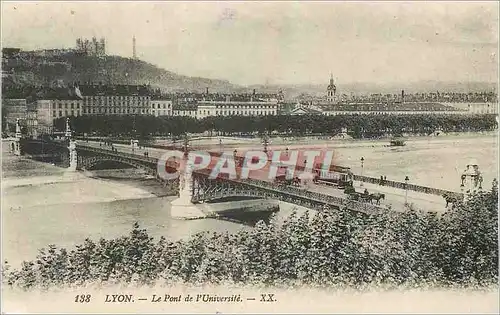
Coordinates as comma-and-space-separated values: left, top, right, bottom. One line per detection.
3, 53, 240, 93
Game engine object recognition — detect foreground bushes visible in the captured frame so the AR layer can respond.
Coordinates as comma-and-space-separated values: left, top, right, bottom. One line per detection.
2, 185, 498, 290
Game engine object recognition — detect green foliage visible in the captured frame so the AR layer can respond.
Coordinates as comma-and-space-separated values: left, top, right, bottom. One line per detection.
2, 187, 498, 290
53, 114, 498, 139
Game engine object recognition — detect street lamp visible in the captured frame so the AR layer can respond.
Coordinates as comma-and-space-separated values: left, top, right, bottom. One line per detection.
183, 133, 189, 157
360, 157, 365, 187
219, 138, 223, 153
404, 175, 409, 205
262, 133, 269, 154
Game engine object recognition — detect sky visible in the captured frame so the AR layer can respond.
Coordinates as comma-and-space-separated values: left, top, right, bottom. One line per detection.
2, 1, 499, 86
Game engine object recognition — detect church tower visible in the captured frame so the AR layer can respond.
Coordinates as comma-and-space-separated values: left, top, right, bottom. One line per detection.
327, 73, 337, 103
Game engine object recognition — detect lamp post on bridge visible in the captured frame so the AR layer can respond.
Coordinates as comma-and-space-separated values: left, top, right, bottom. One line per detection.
360, 157, 365, 187
65, 117, 77, 171
183, 133, 190, 157
404, 175, 409, 205
219, 138, 223, 153
233, 148, 238, 166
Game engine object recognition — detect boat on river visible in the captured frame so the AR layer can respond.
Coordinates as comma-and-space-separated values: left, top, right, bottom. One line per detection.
389, 137, 406, 147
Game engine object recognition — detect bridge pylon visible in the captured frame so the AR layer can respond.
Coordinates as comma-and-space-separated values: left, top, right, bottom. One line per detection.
12, 118, 22, 156
460, 160, 483, 202
170, 155, 206, 219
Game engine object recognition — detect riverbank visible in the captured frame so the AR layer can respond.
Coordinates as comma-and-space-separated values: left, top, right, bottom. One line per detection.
185, 130, 498, 150
1, 152, 163, 208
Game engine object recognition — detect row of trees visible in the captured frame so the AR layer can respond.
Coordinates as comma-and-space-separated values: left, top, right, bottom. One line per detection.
53, 114, 498, 139
2, 184, 497, 290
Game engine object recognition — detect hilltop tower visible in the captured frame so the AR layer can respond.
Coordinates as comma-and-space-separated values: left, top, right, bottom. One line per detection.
133, 36, 137, 59
327, 73, 337, 103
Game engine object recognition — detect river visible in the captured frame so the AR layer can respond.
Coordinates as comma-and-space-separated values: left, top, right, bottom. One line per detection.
2, 133, 498, 266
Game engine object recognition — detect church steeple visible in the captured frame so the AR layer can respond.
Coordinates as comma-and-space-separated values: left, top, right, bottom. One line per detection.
327, 73, 337, 103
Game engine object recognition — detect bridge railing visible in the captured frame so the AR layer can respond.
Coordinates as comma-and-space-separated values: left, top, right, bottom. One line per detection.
352, 174, 462, 198
76, 144, 159, 164
75, 144, 191, 172
193, 169, 383, 214
242, 177, 383, 214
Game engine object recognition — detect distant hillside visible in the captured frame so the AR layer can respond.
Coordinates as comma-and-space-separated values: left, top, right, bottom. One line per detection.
250, 81, 498, 100
3, 51, 497, 97
3, 53, 240, 93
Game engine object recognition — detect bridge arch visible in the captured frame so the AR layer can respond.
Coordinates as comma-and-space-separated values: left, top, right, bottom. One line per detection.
78, 155, 156, 176
190, 172, 384, 215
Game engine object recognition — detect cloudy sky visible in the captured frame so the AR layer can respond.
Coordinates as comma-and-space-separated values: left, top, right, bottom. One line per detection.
2, 1, 498, 86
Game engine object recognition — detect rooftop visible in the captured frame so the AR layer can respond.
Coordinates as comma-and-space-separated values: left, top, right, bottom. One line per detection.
78, 84, 151, 97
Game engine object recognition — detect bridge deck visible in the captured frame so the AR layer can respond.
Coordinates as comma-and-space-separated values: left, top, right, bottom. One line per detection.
76, 140, 449, 213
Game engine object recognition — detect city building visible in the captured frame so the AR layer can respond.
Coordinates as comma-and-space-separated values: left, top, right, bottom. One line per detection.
3, 99, 27, 125
445, 102, 499, 114
78, 84, 151, 115
30, 92, 83, 128
288, 102, 323, 115
25, 109, 39, 138
150, 97, 173, 116
76, 37, 106, 56
467, 103, 498, 114
196, 100, 279, 118
321, 102, 468, 116
173, 104, 198, 118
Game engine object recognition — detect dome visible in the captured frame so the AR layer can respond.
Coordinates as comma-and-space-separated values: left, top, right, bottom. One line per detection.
467, 159, 478, 166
